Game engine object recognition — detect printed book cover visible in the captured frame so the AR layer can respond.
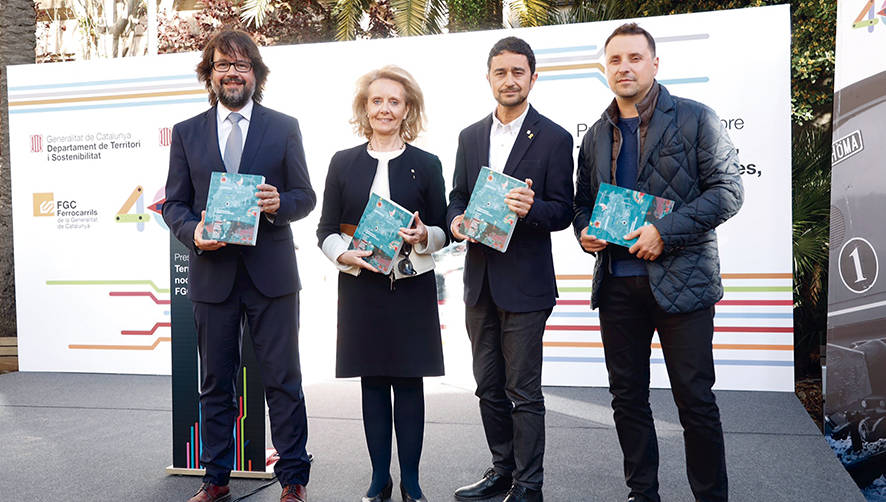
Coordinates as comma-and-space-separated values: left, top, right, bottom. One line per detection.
460, 167, 526, 253
202, 171, 264, 246
348, 193, 415, 275
586, 182, 674, 248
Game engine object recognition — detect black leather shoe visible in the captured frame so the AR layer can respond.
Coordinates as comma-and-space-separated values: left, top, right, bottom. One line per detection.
400, 481, 428, 502
502, 484, 542, 502
454, 468, 513, 500
361, 477, 393, 502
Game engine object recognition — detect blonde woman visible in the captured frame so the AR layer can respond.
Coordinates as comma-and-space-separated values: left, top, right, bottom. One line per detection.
317, 66, 446, 502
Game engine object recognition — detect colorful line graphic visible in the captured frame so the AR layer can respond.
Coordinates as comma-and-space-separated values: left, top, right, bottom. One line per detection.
109, 291, 171, 305
68, 337, 171, 350
238, 369, 248, 471
121, 322, 171, 336
9, 98, 206, 114
545, 273, 794, 368
184, 367, 251, 471
543, 356, 793, 367
48, 279, 171, 350
8, 73, 206, 114
536, 34, 710, 85
8, 74, 194, 91
47, 279, 170, 293
544, 341, 793, 351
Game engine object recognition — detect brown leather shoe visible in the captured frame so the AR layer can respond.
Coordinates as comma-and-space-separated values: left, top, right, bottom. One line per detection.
280, 484, 307, 502
187, 482, 231, 502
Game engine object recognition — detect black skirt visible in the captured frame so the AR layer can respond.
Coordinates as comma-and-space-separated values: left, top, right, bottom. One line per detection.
336, 269, 445, 378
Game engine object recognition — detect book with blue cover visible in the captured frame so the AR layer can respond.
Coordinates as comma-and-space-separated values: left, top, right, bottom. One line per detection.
348, 193, 415, 275
460, 167, 526, 253
202, 171, 264, 246
586, 183, 674, 248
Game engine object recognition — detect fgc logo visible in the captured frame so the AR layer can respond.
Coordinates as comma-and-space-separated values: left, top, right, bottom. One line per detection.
33, 193, 54, 216
33, 193, 79, 217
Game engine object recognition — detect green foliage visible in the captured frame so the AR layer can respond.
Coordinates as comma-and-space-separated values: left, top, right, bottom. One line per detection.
512, 0, 560, 27
448, 0, 501, 31
391, 0, 430, 36
560, 0, 633, 24
791, 127, 831, 375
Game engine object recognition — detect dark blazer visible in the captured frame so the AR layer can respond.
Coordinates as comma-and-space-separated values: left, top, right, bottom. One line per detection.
163, 103, 316, 303
446, 105, 574, 313
316, 143, 448, 248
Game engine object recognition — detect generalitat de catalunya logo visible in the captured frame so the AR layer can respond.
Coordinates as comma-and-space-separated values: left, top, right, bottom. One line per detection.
33, 192, 54, 216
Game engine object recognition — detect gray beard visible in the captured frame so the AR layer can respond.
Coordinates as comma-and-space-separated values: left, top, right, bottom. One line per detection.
214, 81, 253, 109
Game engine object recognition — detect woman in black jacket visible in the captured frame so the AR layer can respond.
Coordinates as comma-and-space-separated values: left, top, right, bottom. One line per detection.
316, 65, 447, 502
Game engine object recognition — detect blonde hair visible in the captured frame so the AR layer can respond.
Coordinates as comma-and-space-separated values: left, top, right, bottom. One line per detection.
351, 65, 425, 142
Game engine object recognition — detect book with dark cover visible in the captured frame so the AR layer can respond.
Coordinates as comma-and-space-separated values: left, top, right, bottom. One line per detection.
348, 192, 415, 275
202, 171, 264, 246
460, 167, 526, 253
586, 182, 674, 248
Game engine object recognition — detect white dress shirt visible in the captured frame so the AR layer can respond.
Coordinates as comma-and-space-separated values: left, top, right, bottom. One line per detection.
488, 104, 529, 172
321, 146, 446, 277
217, 99, 253, 155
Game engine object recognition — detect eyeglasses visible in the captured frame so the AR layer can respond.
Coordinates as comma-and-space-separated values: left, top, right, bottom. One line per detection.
211, 60, 253, 73
397, 243, 416, 276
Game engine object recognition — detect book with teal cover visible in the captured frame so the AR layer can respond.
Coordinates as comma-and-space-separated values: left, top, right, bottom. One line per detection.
348, 193, 415, 275
202, 171, 264, 246
586, 182, 674, 248
461, 167, 526, 253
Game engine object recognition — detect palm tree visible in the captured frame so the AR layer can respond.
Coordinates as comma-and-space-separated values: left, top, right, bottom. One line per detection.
792, 127, 831, 378
242, 0, 447, 40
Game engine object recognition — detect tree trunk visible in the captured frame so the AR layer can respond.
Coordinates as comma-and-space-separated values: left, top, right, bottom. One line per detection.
0, 0, 36, 337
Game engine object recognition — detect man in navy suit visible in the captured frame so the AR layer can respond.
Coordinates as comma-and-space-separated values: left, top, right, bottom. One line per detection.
448, 37, 574, 502
163, 29, 315, 502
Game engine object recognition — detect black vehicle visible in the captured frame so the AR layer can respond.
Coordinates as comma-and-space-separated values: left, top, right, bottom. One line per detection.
826, 70, 886, 493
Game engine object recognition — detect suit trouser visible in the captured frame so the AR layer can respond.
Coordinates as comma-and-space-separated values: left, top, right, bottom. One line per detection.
193, 259, 310, 486
465, 278, 551, 490
598, 276, 727, 502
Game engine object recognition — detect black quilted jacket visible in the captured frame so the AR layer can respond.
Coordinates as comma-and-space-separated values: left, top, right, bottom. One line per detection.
573, 83, 744, 314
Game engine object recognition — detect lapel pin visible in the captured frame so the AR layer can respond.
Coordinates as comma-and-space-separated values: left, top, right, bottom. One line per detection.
526, 129, 533, 139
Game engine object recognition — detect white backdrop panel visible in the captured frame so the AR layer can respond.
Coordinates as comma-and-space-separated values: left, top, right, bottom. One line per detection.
9, 5, 792, 390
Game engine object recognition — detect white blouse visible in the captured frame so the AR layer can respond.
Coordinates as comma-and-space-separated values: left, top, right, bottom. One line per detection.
321, 146, 446, 277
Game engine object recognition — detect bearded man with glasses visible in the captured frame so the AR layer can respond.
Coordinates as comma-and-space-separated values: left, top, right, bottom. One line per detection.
163, 28, 316, 502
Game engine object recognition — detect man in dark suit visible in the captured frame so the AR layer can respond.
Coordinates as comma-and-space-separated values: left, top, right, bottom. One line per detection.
447, 37, 574, 502
163, 29, 315, 502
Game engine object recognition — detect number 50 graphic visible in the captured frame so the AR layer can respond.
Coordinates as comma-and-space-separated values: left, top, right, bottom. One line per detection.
839, 237, 879, 294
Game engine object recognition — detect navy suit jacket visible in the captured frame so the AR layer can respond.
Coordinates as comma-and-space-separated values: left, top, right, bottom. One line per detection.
163, 103, 316, 303
446, 105, 574, 312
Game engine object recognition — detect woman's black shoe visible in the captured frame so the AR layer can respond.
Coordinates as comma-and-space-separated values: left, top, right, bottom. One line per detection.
400, 481, 428, 502
361, 477, 393, 502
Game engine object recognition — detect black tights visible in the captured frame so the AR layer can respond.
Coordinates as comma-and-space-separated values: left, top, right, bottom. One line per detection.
361, 376, 425, 499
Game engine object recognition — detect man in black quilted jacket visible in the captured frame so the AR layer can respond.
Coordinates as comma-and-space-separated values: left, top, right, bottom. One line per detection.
572, 23, 743, 502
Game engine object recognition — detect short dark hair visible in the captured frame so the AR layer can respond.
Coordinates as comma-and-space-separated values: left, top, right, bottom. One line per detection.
487, 36, 536, 75
604, 23, 656, 57
196, 29, 270, 105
